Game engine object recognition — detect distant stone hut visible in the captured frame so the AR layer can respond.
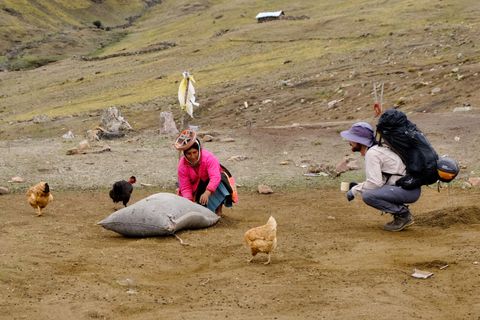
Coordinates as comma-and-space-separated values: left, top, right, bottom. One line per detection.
255, 11, 285, 23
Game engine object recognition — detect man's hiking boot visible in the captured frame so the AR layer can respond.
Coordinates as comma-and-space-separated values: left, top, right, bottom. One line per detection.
384, 211, 414, 232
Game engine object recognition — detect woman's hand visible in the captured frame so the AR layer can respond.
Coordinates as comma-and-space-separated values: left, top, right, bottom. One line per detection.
199, 190, 212, 205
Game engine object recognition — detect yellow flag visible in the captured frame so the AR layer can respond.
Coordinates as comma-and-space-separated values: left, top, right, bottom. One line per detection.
178, 71, 199, 118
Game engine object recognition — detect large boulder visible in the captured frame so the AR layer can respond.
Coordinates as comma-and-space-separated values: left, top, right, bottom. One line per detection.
100, 107, 132, 133
98, 193, 220, 237
159, 111, 179, 135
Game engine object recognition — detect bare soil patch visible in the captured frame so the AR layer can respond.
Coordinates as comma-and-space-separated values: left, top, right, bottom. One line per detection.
417, 206, 480, 228
1, 111, 480, 319
1, 187, 480, 320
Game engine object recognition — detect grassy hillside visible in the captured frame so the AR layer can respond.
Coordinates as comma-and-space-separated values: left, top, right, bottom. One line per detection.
0, 0, 157, 70
0, 0, 479, 138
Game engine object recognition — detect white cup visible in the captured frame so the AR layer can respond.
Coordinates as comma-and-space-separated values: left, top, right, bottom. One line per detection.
340, 181, 350, 192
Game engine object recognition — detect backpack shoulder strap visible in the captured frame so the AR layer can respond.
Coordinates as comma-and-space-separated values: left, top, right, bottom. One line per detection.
220, 164, 232, 177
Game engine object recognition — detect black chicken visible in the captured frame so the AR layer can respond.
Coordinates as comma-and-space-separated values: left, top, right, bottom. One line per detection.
109, 176, 136, 207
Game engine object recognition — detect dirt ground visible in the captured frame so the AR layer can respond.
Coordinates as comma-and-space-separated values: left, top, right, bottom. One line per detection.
1, 112, 480, 320
1, 111, 479, 191
1, 187, 480, 320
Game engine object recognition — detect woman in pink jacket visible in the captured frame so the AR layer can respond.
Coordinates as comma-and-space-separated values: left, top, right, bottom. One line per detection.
174, 129, 234, 214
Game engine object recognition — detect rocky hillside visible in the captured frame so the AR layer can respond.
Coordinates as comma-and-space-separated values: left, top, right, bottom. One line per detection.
0, 0, 479, 140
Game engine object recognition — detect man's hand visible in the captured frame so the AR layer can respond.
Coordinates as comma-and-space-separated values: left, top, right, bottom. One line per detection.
199, 190, 212, 205
346, 190, 355, 202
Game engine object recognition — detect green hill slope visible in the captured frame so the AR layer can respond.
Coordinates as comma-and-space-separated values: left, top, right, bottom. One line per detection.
0, 0, 159, 70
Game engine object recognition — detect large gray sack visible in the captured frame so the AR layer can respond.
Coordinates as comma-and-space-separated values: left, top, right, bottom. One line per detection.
98, 193, 220, 237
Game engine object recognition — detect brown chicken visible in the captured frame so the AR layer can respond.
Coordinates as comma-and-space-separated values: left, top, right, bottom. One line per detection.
244, 216, 277, 265
26, 182, 53, 216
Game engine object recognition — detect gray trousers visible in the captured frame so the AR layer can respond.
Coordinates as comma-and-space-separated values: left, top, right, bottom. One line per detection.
361, 185, 421, 215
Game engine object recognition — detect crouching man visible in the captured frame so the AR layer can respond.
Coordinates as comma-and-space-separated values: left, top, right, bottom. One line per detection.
340, 122, 420, 231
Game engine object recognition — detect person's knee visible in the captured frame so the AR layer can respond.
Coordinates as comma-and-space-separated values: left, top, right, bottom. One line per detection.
361, 191, 375, 206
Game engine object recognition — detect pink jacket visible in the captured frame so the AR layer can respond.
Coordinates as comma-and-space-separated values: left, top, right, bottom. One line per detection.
178, 149, 222, 201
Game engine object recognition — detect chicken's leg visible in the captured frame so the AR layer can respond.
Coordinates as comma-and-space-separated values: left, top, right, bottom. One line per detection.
247, 256, 254, 263
264, 253, 271, 265
36, 206, 43, 217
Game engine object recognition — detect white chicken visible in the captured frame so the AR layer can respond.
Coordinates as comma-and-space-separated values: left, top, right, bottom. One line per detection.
244, 216, 277, 265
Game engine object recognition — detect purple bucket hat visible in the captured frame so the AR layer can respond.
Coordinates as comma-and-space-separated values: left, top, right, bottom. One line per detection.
340, 122, 375, 147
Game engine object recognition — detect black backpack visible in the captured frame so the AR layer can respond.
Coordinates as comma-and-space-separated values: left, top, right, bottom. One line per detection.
376, 109, 439, 189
